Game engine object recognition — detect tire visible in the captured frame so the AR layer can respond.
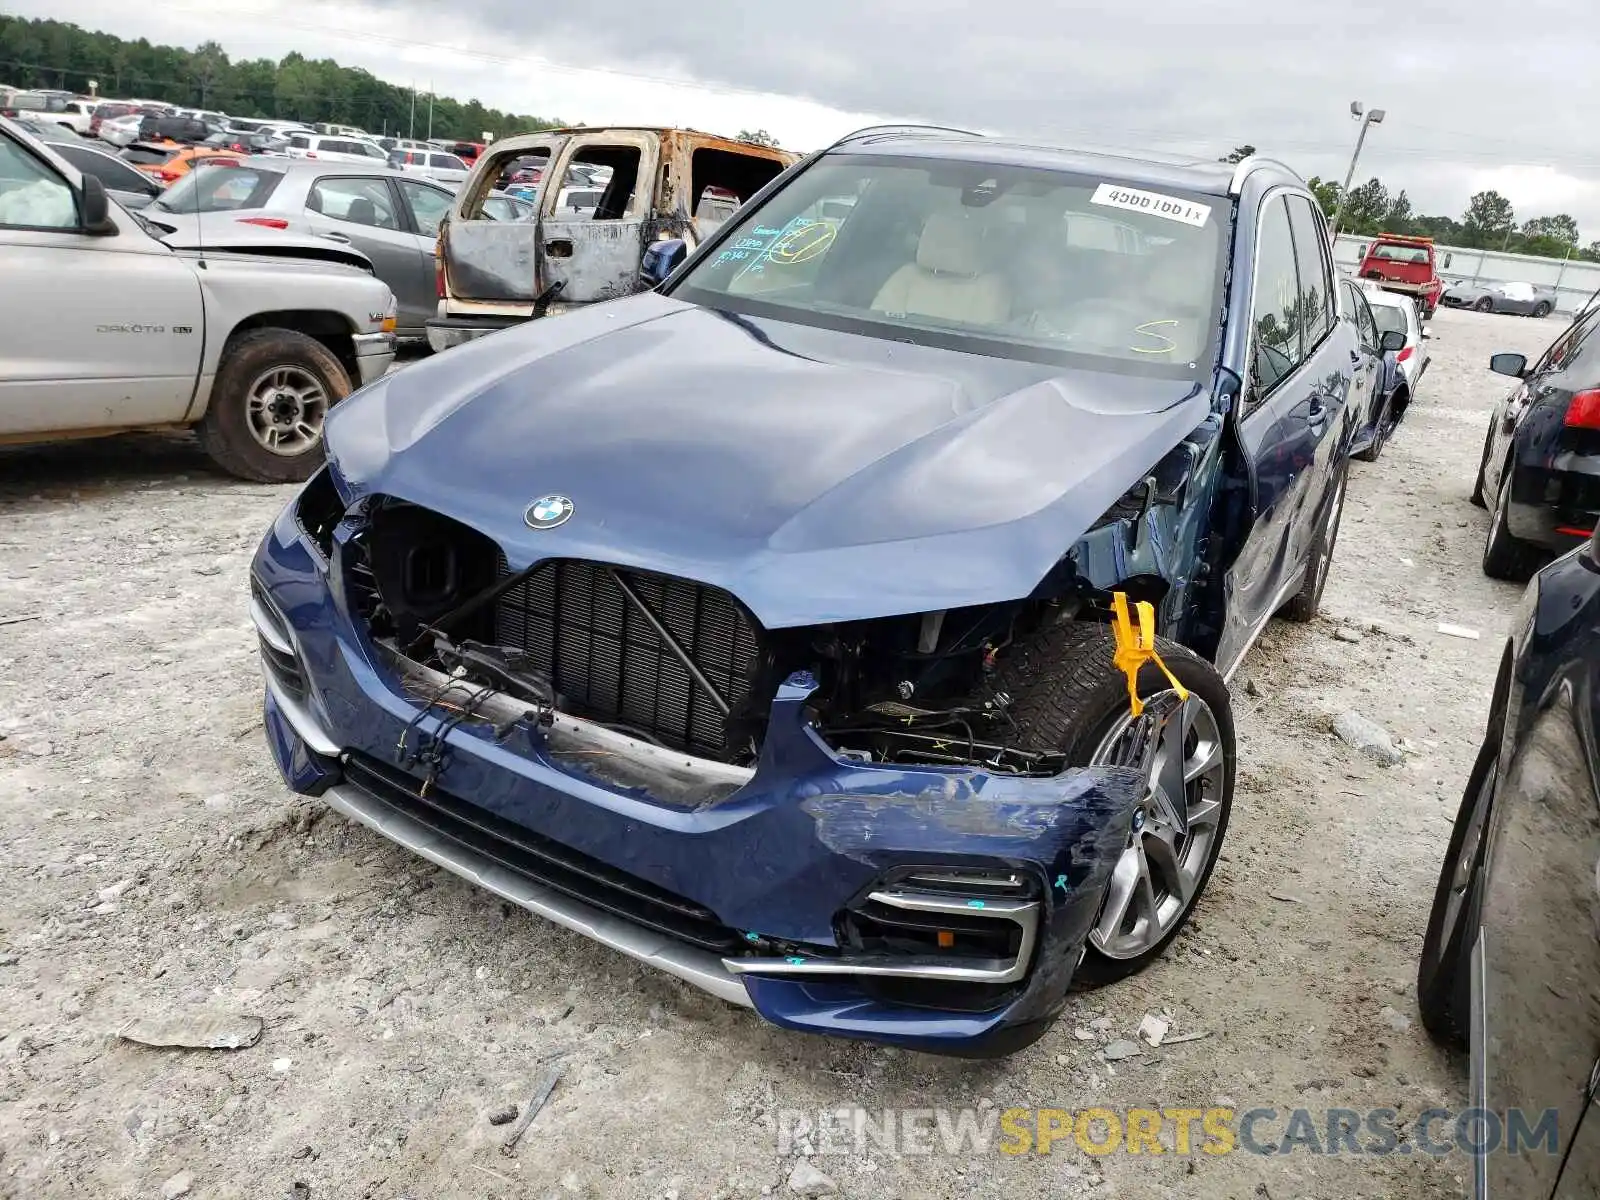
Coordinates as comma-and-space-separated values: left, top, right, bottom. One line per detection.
991, 621, 1235, 986
1482, 459, 1540, 581
197, 328, 351, 483
1532, 302, 1552, 318
1418, 736, 1497, 1047
1281, 461, 1347, 622
1469, 423, 1493, 507
1474, 296, 1494, 313
1354, 397, 1389, 462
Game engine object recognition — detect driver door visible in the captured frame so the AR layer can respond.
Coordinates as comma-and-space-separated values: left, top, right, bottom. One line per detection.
535, 131, 658, 304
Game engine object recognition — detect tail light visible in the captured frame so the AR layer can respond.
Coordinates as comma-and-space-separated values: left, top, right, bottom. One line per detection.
1565, 390, 1600, 429
1396, 346, 1414, 363
305, 151, 318, 159
238, 217, 289, 229
157, 169, 181, 182
435, 247, 446, 298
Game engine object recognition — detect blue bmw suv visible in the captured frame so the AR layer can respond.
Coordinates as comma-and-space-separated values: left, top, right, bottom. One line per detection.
251, 127, 1368, 1055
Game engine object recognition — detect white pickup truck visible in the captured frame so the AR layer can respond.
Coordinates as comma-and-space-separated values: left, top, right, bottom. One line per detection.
0, 121, 397, 482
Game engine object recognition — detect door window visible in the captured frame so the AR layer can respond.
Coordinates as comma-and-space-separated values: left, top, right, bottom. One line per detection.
1352, 289, 1379, 349
1250, 195, 1302, 395
309, 177, 400, 230
398, 179, 452, 237
1287, 195, 1334, 351
0, 136, 77, 229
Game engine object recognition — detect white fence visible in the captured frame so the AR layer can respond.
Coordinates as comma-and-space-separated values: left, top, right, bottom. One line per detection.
1332, 234, 1600, 315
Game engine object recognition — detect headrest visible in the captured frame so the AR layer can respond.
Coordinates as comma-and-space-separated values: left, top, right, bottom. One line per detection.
916, 213, 985, 277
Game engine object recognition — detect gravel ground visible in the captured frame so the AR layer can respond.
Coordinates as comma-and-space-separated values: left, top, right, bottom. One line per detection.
0, 307, 1565, 1199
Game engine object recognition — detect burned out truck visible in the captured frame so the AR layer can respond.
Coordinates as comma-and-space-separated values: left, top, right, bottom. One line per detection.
425, 127, 795, 351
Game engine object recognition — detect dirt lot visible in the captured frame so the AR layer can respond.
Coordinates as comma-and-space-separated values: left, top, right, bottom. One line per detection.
0, 307, 1566, 1199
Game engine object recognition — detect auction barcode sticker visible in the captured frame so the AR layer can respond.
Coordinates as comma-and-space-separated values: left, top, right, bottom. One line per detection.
1090, 183, 1211, 227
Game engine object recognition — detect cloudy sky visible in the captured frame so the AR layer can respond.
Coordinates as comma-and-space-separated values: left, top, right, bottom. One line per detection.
16, 0, 1600, 237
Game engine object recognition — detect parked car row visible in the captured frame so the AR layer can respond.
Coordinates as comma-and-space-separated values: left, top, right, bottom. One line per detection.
1420, 297, 1600, 1199
0, 118, 398, 482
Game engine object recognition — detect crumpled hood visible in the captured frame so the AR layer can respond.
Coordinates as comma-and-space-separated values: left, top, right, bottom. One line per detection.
326, 293, 1212, 627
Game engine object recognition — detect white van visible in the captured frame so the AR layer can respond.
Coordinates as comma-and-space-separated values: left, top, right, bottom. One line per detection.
284, 132, 389, 166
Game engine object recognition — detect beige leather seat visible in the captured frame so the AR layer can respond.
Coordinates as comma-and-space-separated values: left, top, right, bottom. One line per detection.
871, 213, 1010, 326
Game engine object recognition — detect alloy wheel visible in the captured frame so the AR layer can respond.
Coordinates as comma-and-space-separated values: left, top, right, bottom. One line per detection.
245, 365, 330, 456
1088, 694, 1227, 959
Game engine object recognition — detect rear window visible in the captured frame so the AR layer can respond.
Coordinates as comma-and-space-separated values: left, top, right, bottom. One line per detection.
154, 165, 282, 213
1370, 244, 1429, 264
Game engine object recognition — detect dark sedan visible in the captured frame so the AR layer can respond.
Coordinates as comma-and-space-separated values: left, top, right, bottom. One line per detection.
1474, 305, 1600, 578
1419, 533, 1600, 1197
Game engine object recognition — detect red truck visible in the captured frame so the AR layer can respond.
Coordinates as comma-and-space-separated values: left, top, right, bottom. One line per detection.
1356, 233, 1447, 319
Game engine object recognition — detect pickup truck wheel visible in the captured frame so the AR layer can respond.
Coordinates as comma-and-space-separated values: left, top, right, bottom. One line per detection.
988, 622, 1235, 987
198, 329, 351, 483
1280, 461, 1347, 622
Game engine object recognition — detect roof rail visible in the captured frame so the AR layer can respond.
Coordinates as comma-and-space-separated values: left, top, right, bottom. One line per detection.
1227, 154, 1303, 195
829, 124, 985, 150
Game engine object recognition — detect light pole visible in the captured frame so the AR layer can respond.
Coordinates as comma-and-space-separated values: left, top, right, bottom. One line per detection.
1329, 100, 1386, 238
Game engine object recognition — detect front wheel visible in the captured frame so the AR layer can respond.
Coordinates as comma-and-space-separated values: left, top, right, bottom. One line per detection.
1532, 301, 1552, 318
1474, 296, 1495, 313
1354, 397, 1390, 462
197, 328, 351, 483
992, 623, 1235, 986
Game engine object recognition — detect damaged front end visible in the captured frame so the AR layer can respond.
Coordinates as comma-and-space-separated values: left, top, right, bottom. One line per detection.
253, 475, 1169, 1054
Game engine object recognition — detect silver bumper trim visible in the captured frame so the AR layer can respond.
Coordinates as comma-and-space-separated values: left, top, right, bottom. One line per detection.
321, 782, 754, 1008
250, 594, 293, 656
263, 670, 341, 758
724, 888, 1040, 984
351, 331, 397, 385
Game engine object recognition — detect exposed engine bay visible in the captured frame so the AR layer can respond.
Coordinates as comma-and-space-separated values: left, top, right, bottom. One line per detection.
317, 487, 1158, 777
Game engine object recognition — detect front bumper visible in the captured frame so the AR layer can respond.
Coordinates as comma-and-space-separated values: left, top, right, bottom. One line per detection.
251, 501, 1143, 1055
351, 332, 397, 385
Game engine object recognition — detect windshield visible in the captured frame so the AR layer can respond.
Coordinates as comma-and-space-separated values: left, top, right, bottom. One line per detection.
155, 164, 282, 213
671, 155, 1228, 376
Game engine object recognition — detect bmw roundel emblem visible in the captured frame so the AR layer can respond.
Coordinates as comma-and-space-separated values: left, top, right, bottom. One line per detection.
524, 494, 574, 530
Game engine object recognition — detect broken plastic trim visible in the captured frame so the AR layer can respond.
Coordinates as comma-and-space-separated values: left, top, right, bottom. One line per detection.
724, 888, 1040, 984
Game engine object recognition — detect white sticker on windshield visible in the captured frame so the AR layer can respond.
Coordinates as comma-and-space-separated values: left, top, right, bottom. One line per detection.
1090, 183, 1211, 227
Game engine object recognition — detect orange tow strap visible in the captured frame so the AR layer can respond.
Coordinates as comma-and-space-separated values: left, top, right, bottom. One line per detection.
1111, 591, 1189, 717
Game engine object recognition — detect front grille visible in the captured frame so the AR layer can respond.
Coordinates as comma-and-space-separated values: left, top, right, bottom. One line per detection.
495, 559, 763, 759
342, 754, 742, 953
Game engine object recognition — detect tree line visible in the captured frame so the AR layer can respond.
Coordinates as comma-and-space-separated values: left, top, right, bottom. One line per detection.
0, 16, 563, 142
1222, 145, 1596, 262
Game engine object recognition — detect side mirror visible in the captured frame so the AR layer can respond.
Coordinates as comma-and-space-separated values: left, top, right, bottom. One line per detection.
79, 173, 117, 235
640, 237, 686, 287
1442, 253, 1453, 268
1489, 352, 1528, 378
1379, 329, 1406, 353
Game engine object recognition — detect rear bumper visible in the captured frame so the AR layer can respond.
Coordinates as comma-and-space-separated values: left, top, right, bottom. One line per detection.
351, 332, 396, 385
1506, 459, 1600, 547
251, 501, 1143, 1055
424, 315, 525, 353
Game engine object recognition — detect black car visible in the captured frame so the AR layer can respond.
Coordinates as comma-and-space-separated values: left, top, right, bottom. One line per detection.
1419, 532, 1600, 1197
1475, 305, 1600, 578
136, 115, 211, 145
